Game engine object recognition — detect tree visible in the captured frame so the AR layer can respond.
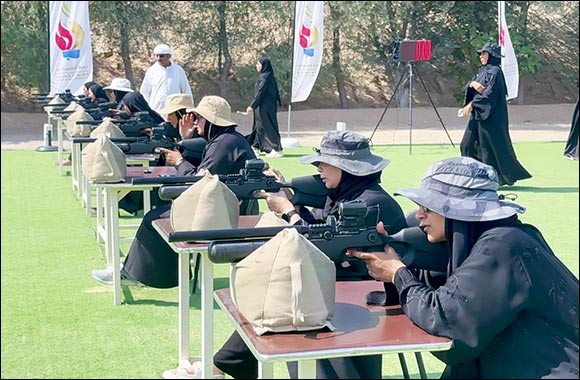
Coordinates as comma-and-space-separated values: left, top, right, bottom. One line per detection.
1, 1, 49, 92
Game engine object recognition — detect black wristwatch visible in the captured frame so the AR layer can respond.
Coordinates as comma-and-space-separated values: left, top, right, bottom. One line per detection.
282, 210, 299, 223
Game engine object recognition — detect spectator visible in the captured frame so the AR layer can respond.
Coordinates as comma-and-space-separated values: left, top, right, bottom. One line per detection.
459, 42, 531, 186
563, 79, 579, 160
140, 43, 193, 119
246, 56, 283, 158
348, 156, 579, 379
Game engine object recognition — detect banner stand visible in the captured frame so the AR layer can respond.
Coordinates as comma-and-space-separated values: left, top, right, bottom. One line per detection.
36, 121, 58, 152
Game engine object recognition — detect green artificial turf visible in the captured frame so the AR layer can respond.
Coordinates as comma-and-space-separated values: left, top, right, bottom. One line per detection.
1, 141, 578, 379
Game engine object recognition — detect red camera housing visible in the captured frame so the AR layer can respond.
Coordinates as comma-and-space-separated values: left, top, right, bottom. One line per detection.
399, 40, 432, 62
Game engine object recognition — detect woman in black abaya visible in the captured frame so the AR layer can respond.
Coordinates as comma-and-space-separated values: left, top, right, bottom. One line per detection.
563, 80, 579, 160
459, 42, 532, 186
246, 56, 284, 157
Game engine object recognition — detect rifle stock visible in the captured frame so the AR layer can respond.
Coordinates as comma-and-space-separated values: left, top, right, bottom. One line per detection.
168, 200, 449, 272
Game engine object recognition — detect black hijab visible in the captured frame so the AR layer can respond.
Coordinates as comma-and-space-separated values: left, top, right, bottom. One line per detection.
120, 92, 165, 124
323, 171, 382, 217
258, 56, 281, 106
83, 81, 97, 92
444, 215, 521, 275
88, 84, 110, 103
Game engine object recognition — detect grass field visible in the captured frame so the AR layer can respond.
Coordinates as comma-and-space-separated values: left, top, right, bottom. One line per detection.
1, 141, 578, 379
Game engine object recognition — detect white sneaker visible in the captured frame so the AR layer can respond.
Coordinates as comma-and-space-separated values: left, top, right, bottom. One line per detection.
162, 360, 224, 379
91, 268, 137, 286
265, 150, 284, 158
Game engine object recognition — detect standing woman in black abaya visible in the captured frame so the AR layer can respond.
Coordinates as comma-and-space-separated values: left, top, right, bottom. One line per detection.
246, 56, 284, 158
459, 42, 532, 186
563, 79, 579, 160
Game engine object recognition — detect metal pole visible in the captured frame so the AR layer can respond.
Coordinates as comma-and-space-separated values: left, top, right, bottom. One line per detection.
286, 1, 297, 138
408, 62, 413, 155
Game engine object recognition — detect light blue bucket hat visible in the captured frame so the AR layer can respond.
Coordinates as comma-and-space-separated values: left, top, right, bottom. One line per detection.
395, 157, 526, 222
300, 131, 390, 176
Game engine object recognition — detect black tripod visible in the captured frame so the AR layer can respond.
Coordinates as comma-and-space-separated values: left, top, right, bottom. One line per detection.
370, 61, 455, 154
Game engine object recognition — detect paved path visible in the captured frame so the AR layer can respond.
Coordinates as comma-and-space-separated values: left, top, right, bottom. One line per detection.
1, 103, 575, 150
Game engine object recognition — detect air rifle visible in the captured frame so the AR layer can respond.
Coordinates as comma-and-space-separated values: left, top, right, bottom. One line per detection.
168, 200, 449, 271
58, 102, 119, 120
146, 158, 328, 206
117, 136, 206, 159
76, 114, 165, 137
34, 90, 79, 106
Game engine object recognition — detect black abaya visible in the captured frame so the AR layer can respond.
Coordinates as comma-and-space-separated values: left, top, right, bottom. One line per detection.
460, 57, 532, 186
246, 57, 283, 153
563, 83, 579, 160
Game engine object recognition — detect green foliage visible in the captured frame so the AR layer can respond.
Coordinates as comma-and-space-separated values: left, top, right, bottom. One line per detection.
1, 1, 578, 108
1, 1, 49, 91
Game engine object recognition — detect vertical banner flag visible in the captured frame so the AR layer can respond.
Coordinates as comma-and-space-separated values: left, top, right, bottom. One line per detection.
291, 1, 324, 103
49, 1, 93, 95
498, 1, 519, 100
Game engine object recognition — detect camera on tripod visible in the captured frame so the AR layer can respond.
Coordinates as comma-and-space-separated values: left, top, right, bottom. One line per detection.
393, 39, 432, 62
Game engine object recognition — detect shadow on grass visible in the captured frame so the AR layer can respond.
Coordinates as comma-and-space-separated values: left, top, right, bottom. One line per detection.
264, 153, 306, 158
500, 185, 579, 194
124, 277, 230, 310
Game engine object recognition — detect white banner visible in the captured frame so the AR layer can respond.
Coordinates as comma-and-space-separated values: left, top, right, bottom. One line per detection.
291, 1, 324, 103
49, 1, 93, 96
498, 1, 519, 100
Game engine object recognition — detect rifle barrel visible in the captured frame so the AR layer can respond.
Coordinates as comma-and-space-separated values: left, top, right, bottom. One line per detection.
169, 225, 309, 243
131, 174, 203, 186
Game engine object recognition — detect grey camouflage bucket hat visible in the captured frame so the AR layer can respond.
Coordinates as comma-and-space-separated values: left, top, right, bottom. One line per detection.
395, 157, 525, 222
299, 130, 390, 176
476, 42, 504, 58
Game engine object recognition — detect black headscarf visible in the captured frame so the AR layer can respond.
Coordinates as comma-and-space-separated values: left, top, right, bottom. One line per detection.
83, 81, 96, 92
120, 91, 165, 124
486, 54, 502, 68
258, 56, 281, 106
323, 171, 382, 217
113, 89, 130, 104
444, 215, 522, 275
88, 84, 110, 103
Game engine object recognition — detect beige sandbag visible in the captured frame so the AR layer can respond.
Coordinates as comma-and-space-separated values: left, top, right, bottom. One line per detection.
81, 135, 126, 183
170, 173, 240, 232
65, 108, 93, 137
63, 101, 83, 112
231, 228, 336, 336
90, 118, 126, 138
46, 95, 65, 117
255, 211, 290, 227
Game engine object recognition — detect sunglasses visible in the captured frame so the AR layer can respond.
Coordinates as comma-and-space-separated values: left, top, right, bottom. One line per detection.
155, 54, 170, 58
419, 205, 432, 213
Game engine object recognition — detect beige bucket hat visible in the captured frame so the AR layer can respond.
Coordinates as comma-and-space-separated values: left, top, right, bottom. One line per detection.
186, 96, 237, 127
158, 94, 195, 115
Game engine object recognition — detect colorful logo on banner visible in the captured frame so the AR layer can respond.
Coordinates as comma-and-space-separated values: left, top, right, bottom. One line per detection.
298, 3, 320, 57
54, 2, 85, 59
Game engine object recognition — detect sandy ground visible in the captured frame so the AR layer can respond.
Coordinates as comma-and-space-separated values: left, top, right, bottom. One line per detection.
1, 103, 575, 151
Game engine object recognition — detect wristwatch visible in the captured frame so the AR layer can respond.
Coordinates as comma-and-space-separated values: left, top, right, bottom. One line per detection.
282, 210, 299, 223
